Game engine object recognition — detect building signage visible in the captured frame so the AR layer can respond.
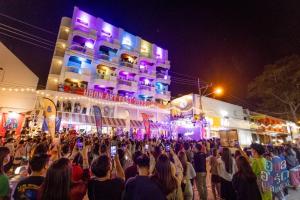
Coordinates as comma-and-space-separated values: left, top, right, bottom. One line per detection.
84, 89, 167, 108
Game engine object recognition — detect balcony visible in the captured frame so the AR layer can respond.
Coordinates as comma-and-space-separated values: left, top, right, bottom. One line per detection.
137, 85, 155, 97
156, 73, 171, 84
93, 74, 117, 88
64, 66, 91, 82
93, 53, 118, 68
138, 69, 156, 79
155, 60, 170, 69
98, 38, 120, 50
120, 61, 139, 74
138, 55, 156, 64
72, 28, 97, 40
117, 79, 138, 93
155, 90, 171, 101
54, 49, 65, 57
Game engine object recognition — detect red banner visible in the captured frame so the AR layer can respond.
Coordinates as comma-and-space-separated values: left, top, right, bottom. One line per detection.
82, 89, 168, 108
141, 113, 153, 139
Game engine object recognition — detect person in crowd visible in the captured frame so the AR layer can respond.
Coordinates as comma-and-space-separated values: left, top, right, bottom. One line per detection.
125, 150, 142, 182
209, 148, 221, 200
183, 142, 193, 163
38, 157, 87, 200
124, 154, 165, 200
88, 154, 125, 200
13, 140, 26, 168
217, 147, 237, 200
178, 151, 196, 200
13, 153, 49, 200
151, 154, 181, 200
268, 147, 287, 200
232, 156, 262, 200
193, 143, 207, 200
72, 153, 84, 182
4, 138, 14, 154
250, 143, 272, 200
61, 143, 70, 158
284, 145, 299, 170
0, 147, 10, 200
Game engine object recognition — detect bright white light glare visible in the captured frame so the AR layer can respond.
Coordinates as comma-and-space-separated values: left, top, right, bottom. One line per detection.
220, 110, 228, 117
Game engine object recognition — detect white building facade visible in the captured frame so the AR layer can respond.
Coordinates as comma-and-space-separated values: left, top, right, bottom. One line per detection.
38, 7, 171, 136
0, 42, 38, 137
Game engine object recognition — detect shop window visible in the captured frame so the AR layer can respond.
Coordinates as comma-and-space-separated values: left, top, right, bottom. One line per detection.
74, 102, 81, 113
63, 101, 72, 112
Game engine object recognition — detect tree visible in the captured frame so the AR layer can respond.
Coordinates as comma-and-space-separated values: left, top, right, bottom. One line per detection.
248, 55, 300, 123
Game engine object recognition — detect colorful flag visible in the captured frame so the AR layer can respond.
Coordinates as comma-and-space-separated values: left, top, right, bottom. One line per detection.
141, 113, 152, 139
93, 105, 102, 137
41, 98, 56, 138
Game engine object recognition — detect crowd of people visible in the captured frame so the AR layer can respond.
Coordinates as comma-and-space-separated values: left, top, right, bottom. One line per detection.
0, 132, 300, 200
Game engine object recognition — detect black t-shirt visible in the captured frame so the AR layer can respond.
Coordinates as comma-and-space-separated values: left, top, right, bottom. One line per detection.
193, 152, 207, 173
13, 176, 44, 200
124, 176, 165, 200
88, 178, 125, 200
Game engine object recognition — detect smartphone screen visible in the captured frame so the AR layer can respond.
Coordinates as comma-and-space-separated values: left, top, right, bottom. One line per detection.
111, 145, 116, 157
145, 144, 149, 150
76, 141, 83, 150
166, 145, 170, 152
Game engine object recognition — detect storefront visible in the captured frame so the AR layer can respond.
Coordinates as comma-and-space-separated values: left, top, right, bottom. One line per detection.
33, 90, 170, 138
170, 94, 252, 145
250, 112, 290, 145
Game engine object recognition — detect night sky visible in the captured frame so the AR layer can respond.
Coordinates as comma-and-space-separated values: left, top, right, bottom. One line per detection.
1, 0, 300, 108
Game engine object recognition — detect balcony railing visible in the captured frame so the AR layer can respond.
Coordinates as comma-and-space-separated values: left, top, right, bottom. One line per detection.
97, 53, 110, 61
156, 73, 168, 79
120, 61, 134, 68
66, 66, 80, 73
118, 79, 136, 86
94, 74, 116, 81
54, 50, 65, 57
65, 67, 91, 76
70, 44, 86, 53
139, 85, 153, 91
139, 69, 155, 76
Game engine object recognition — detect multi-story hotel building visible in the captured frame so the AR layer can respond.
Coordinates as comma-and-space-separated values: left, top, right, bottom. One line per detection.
40, 7, 171, 136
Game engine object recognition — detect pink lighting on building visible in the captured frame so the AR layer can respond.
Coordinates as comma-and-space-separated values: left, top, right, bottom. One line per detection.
76, 16, 89, 27
102, 22, 113, 37
85, 41, 94, 49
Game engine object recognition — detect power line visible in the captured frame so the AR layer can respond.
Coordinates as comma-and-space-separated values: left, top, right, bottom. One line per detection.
0, 12, 57, 35
0, 27, 54, 47
0, 31, 54, 51
0, 22, 55, 44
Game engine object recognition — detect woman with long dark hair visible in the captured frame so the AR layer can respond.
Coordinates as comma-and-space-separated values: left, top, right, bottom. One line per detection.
233, 156, 262, 200
151, 154, 181, 200
217, 147, 237, 200
0, 147, 10, 200
38, 158, 87, 200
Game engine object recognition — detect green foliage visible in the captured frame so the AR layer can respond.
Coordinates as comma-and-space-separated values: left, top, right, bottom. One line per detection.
248, 55, 300, 122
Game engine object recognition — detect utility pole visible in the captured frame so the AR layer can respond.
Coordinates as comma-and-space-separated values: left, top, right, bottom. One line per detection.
197, 77, 203, 114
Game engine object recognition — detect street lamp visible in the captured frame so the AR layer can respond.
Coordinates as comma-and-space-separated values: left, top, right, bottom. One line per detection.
214, 87, 223, 95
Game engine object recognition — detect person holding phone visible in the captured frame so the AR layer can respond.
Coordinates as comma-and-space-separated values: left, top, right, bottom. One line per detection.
88, 154, 125, 200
